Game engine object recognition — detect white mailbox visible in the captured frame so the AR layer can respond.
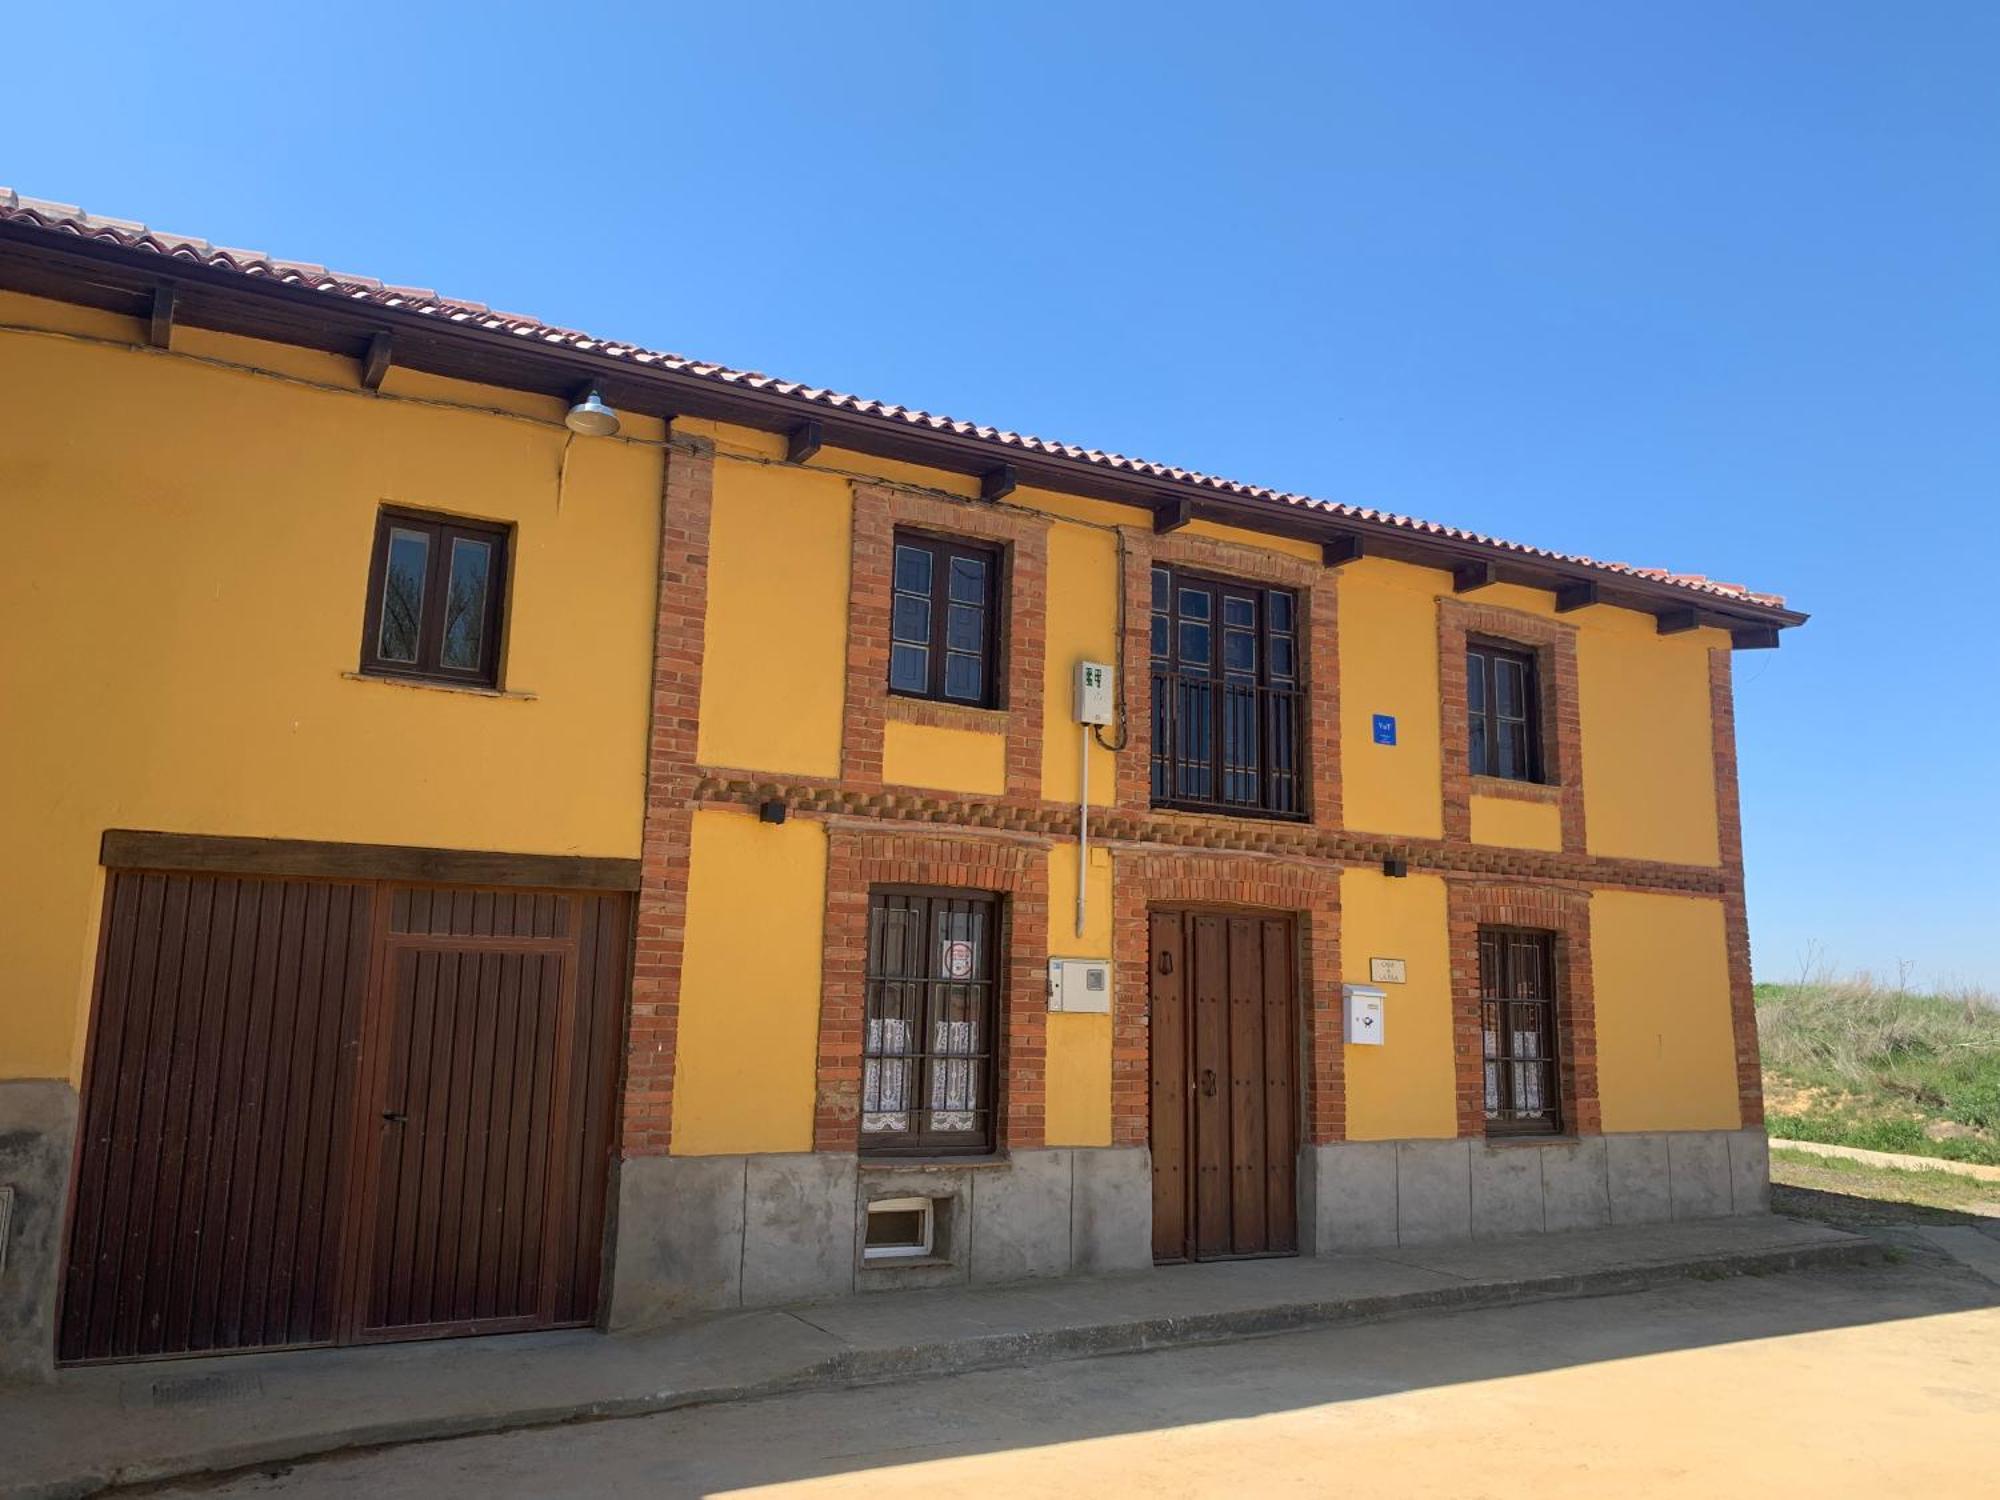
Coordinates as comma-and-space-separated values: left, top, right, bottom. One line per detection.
1343, 984, 1386, 1046
1049, 957, 1112, 1013
1074, 661, 1116, 726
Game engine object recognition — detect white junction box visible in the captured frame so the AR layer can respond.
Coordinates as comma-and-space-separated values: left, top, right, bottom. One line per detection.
1343, 984, 1386, 1046
1074, 661, 1115, 726
1049, 957, 1112, 1013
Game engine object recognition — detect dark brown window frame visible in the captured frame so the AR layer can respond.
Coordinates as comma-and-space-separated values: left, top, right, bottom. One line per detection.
359, 506, 511, 689
887, 530, 1005, 710
1479, 925, 1563, 1136
1149, 564, 1306, 821
1466, 636, 1544, 784
859, 885, 1003, 1158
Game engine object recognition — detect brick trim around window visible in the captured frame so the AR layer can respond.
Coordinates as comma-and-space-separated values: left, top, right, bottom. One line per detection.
1113, 528, 1340, 830
1709, 648, 1763, 1127
813, 825, 1052, 1153
626, 434, 717, 1157
1109, 847, 1343, 1148
841, 483, 1049, 798
1445, 878, 1600, 1139
1437, 599, 1586, 853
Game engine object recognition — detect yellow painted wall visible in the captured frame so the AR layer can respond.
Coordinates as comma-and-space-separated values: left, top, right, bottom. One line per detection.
671, 809, 828, 1154
882, 720, 1007, 794
1580, 618, 1721, 866
1041, 521, 1120, 806
1340, 870, 1457, 1139
696, 458, 850, 777
1338, 559, 1445, 838
0, 292, 660, 1083
1468, 795, 1564, 851
1046, 843, 1114, 1147
1592, 892, 1741, 1131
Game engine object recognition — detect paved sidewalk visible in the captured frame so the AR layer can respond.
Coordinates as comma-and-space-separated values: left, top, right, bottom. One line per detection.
1, 1216, 1872, 1500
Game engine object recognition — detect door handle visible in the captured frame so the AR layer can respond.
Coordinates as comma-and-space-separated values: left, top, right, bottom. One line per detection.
1199, 1068, 1217, 1099
381, 1110, 408, 1124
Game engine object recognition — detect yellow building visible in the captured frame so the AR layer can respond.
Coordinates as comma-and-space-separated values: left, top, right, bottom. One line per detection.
0, 192, 1803, 1376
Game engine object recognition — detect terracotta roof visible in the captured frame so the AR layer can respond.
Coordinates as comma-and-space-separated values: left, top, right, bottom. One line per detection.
0, 188, 1790, 612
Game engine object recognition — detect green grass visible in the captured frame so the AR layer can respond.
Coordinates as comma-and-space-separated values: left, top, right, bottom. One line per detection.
1769, 1146, 2000, 1228
1756, 972, 2000, 1167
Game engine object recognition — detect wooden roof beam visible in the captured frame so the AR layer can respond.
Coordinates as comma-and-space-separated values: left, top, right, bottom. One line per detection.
1555, 580, 1599, 612
979, 464, 1017, 502
360, 332, 394, 391
1452, 561, 1498, 594
1322, 532, 1364, 567
1154, 498, 1194, 534
785, 419, 823, 465
147, 285, 174, 349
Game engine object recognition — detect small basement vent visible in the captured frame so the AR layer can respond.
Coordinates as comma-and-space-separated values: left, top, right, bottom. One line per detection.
863, 1197, 935, 1261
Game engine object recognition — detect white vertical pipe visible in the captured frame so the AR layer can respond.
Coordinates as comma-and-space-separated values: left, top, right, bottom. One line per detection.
1076, 721, 1089, 939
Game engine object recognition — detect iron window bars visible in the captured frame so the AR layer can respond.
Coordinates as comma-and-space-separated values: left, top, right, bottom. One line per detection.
1480, 926, 1562, 1135
1149, 565, 1304, 818
861, 889, 1000, 1155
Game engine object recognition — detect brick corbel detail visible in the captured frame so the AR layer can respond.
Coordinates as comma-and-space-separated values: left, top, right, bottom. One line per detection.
839, 483, 1049, 799
625, 435, 716, 1157
1113, 530, 1340, 829
1709, 649, 1763, 1127
1109, 848, 1343, 1147
813, 826, 1051, 1153
1437, 599, 1586, 852
1445, 878, 1599, 1139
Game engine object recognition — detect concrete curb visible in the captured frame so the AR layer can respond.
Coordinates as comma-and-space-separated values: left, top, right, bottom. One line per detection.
1770, 1136, 2000, 1183
17, 1233, 1883, 1500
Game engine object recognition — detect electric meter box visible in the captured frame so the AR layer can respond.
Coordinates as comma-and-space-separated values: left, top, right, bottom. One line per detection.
1343, 984, 1386, 1046
1074, 661, 1115, 726
1048, 957, 1112, 1013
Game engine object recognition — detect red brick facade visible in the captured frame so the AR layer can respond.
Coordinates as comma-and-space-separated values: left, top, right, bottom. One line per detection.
625, 435, 716, 1156
628, 437, 1769, 1166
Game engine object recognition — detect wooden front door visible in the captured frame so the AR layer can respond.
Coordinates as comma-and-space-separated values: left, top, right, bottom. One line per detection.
59, 872, 628, 1364
1149, 909, 1298, 1263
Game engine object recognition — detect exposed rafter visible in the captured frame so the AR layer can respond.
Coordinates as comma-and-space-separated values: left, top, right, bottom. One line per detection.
785, 419, 823, 465
1655, 608, 1702, 635
1452, 561, 1497, 594
979, 464, 1017, 502
1731, 626, 1780, 651
1555, 581, 1598, 613
360, 332, 393, 392
1322, 533, 1363, 568
1154, 498, 1194, 534
147, 285, 174, 349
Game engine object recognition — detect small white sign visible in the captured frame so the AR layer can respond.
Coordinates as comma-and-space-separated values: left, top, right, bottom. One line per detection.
942, 940, 975, 980
1369, 957, 1407, 985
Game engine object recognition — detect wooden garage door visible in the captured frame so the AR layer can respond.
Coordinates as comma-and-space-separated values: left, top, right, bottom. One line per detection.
1149, 908, 1298, 1263
58, 871, 628, 1364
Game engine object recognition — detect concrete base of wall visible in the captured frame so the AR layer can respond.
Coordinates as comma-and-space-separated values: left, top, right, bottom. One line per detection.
1301, 1129, 1770, 1254
0, 1079, 79, 1384
607, 1146, 1151, 1329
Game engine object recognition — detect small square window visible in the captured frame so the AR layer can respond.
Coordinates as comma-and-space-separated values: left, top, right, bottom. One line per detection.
864, 1197, 936, 1260
889, 532, 1002, 708
360, 508, 509, 688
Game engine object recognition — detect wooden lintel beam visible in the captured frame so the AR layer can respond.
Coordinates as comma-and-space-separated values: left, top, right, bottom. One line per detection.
1154, 498, 1194, 534
1731, 625, 1781, 651
147, 285, 175, 349
1554, 581, 1599, 612
1655, 608, 1703, 635
360, 331, 394, 391
1322, 533, 1364, 568
785, 419, 823, 465
1452, 561, 1497, 594
980, 464, 1018, 502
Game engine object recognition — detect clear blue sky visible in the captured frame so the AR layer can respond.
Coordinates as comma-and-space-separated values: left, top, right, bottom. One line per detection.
7, 4, 1995, 987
